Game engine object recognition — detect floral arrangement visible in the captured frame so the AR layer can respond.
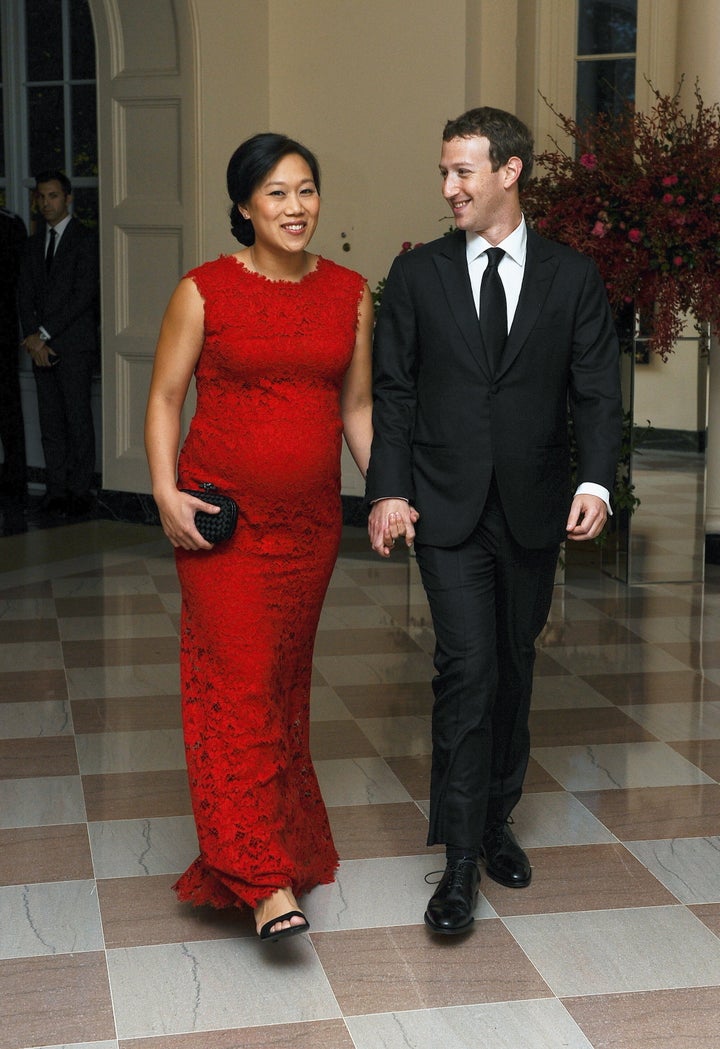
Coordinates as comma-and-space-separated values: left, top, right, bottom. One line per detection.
522, 81, 720, 359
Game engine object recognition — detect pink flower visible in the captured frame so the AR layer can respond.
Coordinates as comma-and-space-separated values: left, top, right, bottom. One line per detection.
661, 174, 679, 187
591, 220, 606, 238
579, 153, 598, 170
628, 228, 643, 243
713, 194, 720, 204
662, 193, 674, 204
676, 195, 686, 205
673, 255, 684, 267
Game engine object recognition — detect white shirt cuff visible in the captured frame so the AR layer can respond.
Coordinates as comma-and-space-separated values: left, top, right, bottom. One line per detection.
575, 482, 612, 516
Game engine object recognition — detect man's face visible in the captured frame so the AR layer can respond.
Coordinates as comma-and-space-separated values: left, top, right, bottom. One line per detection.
36, 180, 71, 227
439, 135, 509, 237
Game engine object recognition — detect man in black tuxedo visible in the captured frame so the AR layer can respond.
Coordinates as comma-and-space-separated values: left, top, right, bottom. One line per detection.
18, 170, 99, 516
0, 206, 28, 498
366, 107, 622, 935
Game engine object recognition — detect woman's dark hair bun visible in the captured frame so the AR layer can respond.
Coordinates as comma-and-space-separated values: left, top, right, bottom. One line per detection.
230, 207, 255, 246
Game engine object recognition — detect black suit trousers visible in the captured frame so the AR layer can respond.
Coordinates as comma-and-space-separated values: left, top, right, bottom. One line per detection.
414, 480, 559, 849
33, 351, 95, 496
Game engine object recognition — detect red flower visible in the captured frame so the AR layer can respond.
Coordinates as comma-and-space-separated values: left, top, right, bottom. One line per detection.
523, 81, 720, 358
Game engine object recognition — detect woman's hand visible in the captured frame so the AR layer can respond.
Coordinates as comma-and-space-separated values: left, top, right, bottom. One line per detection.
155, 489, 219, 550
368, 498, 420, 557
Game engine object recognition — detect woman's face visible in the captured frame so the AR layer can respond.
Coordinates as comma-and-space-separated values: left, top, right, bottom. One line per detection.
241, 153, 320, 254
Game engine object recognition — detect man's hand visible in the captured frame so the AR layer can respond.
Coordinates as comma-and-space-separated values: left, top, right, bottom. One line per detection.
566, 493, 608, 541
23, 333, 58, 368
368, 498, 420, 557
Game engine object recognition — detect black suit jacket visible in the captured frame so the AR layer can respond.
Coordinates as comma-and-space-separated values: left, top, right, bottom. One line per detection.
365, 227, 623, 549
17, 216, 99, 356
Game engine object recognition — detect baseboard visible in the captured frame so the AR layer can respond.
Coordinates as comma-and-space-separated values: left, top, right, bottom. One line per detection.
635, 427, 705, 453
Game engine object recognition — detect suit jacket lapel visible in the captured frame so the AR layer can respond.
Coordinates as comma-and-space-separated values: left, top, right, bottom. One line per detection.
497, 228, 558, 377
433, 231, 492, 380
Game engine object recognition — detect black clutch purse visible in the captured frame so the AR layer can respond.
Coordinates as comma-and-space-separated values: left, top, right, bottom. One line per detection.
181, 482, 238, 544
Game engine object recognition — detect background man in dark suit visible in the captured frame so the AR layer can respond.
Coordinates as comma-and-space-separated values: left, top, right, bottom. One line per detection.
366, 107, 622, 935
0, 206, 28, 498
18, 170, 99, 516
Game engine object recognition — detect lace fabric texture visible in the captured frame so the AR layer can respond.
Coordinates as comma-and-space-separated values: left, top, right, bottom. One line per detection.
173, 254, 365, 909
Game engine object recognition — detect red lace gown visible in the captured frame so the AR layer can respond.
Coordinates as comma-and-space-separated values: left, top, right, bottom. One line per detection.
172, 254, 364, 909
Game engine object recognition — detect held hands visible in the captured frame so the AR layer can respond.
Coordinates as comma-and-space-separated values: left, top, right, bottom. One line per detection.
566, 493, 608, 541
368, 498, 420, 558
156, 489, 220, 550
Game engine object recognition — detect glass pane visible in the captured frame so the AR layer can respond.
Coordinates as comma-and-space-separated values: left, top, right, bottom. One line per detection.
71, 84, 97, 176
576, 59, 636, 123
70, 0, 96, 80
578, 0, 637, 55
25, 0, 64, 81
0, 88, 4, 176
70, 187, 98, 231
27, 85, 65, 174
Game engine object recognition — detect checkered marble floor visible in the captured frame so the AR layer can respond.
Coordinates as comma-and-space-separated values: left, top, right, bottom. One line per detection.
1, 452, 720, 1049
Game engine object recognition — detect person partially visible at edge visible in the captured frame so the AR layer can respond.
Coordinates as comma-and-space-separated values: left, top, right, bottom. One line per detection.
17, 170, 99, 517
145, 133, 379, 943
0, 205, 28, 498
366, 106, 622, 935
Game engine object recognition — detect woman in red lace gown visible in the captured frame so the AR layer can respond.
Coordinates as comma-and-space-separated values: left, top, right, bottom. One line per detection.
145, 134, 374, 941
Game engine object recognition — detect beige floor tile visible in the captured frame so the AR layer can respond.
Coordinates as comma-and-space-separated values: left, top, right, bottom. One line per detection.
0, 667, 68, 702
312, 922, 552, 1015
483, 843, 675, 916
579, 669, 720, 705
71, 694, 182, 733
82, 770, 192, 821
62, 636, 180, 668
0, 618, 59, 642
97, 874, 252, 948
55, 592, 167, 618
669, 738, 720, 780
328, 802, 439, 859
529, 706, 656, 746
563, 986, 720, 1049
312, 626, 423, 656
335, 681, 432, 717
310, 719, 380, 759
385, 753, 433, 798
0, 736, 79, 778
0, 824, 93, 885
689, 902, 720, 937
0, 952, 115, 1049
121, 1019, 355, 1049
577, 784, 720, 840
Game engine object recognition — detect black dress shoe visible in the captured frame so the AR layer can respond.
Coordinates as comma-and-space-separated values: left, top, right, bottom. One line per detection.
482, 821, 531, 888
66, 492, 94, 516
34, 493, 67, 516
424, 858, 479, 935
